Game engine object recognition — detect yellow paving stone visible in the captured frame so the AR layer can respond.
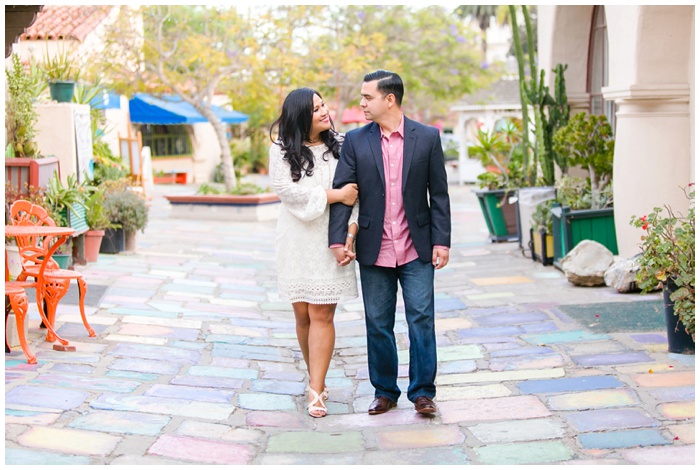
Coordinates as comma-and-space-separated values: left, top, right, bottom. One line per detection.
547, 389, 639, 410
378, 426, 465, 449
667, 423, 695, 443
435, 317, 474, 331
466, 292, 515, 301
658, 401, 695, 420
469, 276, 534, 286
18, 426, 121, 455
631, 371, 695, 388
104, 334, 168, 345
437, 368, 565, 385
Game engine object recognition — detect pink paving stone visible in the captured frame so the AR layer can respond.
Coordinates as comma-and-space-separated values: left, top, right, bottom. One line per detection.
632, 371, 695, 388
658, 401, 695, 420
377, 425, 465, 449
148, 434, 255, 464
245, 411, 311, 429
620, 444, 695, 465
317, 408, 428, 431
18, 426, 121, 455
440, 396, 551, 425
668, 423, 695, 444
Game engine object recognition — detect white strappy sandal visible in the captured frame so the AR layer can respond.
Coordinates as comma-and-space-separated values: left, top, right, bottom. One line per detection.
322, 386, 330, 400
306, 386, 327, 418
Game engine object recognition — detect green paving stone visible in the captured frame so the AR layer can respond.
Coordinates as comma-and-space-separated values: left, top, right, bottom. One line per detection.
267, 431, 364, 454
5, 447, 91, 465
558, 301, 666, 333
474, 441, 574, 464
68, 410, 170, 435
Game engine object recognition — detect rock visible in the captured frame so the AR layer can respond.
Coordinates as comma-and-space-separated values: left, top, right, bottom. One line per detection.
604, 255, 642, 293
561, 240, 614, 286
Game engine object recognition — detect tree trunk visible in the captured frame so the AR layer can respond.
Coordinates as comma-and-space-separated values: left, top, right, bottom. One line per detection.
199, 106, 236, 191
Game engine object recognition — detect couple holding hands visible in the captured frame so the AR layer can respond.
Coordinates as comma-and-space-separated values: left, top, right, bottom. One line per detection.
269, 70, 451, 418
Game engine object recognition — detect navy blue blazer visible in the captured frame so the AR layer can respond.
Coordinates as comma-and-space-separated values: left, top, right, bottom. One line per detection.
329, 117, 451, 266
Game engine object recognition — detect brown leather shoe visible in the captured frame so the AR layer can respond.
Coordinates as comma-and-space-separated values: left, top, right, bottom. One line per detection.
414, 396, 437, 414
368, 396, 397, 415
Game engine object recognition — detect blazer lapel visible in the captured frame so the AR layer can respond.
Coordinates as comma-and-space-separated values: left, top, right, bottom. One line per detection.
368, 123, 385, 187
402, 118, 416, 192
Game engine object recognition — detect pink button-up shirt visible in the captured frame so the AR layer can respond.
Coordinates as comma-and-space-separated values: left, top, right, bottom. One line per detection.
375, 115, 419, 268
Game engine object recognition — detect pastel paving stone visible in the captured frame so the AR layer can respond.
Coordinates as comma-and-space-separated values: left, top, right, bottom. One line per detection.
245, 410, 311, 429
578, 429, 669, 449
90, 393, 234, 420
523, 330, 610, 344
148, 434, 254, 465
377, 426, 465, 449
439, 395, 551, 425
477, 310, 551, 326
469, 276, 534, 286
631, 370, 695, 388
435, 297, 468, 312
266, 431, 365, 454
144, 384, 235, 403
468, 418, 567, 443
109, 343, 201, 364
620, 444, 695, 465
571, 351, 654, 366
108, 358, 182, 375
363, 447, 470, 465
30, 374, 141, 393
547, 389, 640, 410
456, 325, 525, 338
6, 386, 89, 411
438, 367, 565, 386
5, 447, 91, 465
474, 441, 573, 465
647, 385, 695, 402
489, 353, 564, 371
170, 375, 244, 389
564, 408, 659, 432
5, 409, 61, 426
237, 393, 297, 411
517, 375, 624, 394
658, 401, 695, 420
188, 366, 258, 380
68, 410, 170, 435
437, 383, 512, 401
18, 426, 121, 456
250, 380, 306, 395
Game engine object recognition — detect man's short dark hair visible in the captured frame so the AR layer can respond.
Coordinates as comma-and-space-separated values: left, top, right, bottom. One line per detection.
364, 70, 404, 106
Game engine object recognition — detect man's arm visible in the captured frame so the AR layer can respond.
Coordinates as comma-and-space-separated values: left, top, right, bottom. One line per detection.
428, 128, 451, 255
329, 133, 357, 247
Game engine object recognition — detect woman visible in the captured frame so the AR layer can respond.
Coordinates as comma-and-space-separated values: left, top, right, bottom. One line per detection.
269, 88, 358, 418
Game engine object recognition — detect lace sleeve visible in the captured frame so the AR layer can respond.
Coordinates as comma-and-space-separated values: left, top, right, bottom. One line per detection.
349, 201, 359, 227
269, 143, 327, 221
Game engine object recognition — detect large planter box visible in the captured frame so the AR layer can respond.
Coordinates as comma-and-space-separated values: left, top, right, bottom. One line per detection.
474, 189, 519, 242
551, 204, 618, 269
5, 156, 60, 193
165, 193, 281, 222
154, 171, 188, 184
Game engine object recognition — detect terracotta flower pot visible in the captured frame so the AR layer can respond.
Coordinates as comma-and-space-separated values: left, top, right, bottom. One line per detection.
84, 230, 105, 262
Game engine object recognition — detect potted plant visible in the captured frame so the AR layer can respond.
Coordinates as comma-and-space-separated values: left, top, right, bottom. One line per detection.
102, 180, 149, 253
471, 121, 525, 242
550, 112, 616, 268
630, 185, 694, 353
42, 44, 81, 103
83, 186, 118, 262
529, 199, 555, 266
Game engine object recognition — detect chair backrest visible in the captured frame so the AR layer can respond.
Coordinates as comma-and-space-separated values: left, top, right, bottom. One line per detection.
9, 200, 60, 272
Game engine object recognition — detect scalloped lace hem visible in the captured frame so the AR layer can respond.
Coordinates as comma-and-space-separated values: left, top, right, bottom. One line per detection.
278, 279, 358, 305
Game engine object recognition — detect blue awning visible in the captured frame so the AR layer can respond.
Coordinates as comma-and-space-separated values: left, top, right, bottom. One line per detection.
90, 90, 122, 110
129, 93, 249, 125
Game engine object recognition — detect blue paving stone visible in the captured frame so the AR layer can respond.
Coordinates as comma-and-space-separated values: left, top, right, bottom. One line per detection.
477, 311, 551, 326
169, 340, 208, 350
171, 375, 244, 389
668, 353, 695, 366
49, 363, 94, 375
162, 283, 215, 295
30, 374, 141, 393
647, 385, 695, 402
579, 429, 669, 449
107, 308, 178, 318
32, 351, 102, 364
5, 448, 91, 465
68, 410, 171, 435
565, 408, 659, 432
629, 333, 667, 344
251, 380, 306, 395
109, 343, 201, 365
55, 323, 109, 337
144, 384, 235, 403
518, 375, 625, 394
212, 344, 293, 363
106, 287, 154, 297
206, 334, 251, 344
523, 330, 609, 345
438, 360, 478, 374
572, 352, 654, 366
108, 358, 182, 375
491, 346, 556, 357
106, 370, 159, 381
188, 366, 259, 380
237, 393, 297, 410
435, 298, 468, 312
456, 326, 525, 338
6, 385, 89, 410
521, 322, 558, 333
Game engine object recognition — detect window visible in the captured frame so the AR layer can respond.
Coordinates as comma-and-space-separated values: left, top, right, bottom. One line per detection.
140, 125, 193, 158
587, 6, 616, 131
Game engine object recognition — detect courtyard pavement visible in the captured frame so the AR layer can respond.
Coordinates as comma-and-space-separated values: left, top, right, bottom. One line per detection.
4, 181, 695, 465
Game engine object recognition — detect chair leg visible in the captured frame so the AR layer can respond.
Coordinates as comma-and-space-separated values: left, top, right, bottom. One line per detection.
5, 296, 12, 353
42, 277, 71, 343
7, 291, 36, 364
76, 278, 95, 337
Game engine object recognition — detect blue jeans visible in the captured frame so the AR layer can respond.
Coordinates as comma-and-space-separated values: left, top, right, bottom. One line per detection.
359, 258, 437, 403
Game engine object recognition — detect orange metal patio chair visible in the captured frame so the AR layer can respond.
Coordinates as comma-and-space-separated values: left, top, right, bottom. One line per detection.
10, 200, 95, 342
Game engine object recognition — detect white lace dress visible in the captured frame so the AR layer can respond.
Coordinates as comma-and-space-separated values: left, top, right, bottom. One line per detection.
269, 142, 358, 304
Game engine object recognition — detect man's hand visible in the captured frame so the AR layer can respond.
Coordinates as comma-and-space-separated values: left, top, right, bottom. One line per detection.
432, 247, 449, 270
331, 246, 355, 266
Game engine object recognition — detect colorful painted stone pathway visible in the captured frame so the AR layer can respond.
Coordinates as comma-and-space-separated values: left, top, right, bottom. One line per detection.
5, 182, 695, 465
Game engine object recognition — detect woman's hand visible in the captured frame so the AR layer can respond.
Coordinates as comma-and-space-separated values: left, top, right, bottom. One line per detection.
339, 183, 358, 206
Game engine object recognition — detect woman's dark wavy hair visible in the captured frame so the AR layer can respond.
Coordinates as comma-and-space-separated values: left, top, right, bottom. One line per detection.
269, 88, 341, 182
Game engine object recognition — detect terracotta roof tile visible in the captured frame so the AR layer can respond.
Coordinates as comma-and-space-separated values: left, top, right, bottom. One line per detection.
20, 5, 112, 42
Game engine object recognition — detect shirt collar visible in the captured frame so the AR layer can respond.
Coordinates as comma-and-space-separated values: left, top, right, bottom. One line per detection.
381, 114, 405, 140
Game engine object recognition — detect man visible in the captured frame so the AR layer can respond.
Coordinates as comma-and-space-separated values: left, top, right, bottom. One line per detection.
329, 70, 451, 415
